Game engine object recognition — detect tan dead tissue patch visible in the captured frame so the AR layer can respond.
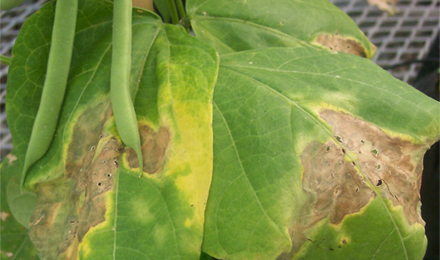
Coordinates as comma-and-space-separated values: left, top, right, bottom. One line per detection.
279, 109, 428, 259
367, 0, 398, 15
301, 109, 427, 226
76, 135, 122, 239
6, 154, 17, 164
0, 212, 10, 221
301, 140, 374, 225
313, 34, 368, 58
29, 105, 123, 259
0, 251, 13, 257
127, 125, 171, 174
278, 138, 375, 259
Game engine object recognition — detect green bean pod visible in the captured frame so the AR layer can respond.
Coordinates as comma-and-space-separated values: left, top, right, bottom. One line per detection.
21, 0, 78, 190
111, 0, 144, 177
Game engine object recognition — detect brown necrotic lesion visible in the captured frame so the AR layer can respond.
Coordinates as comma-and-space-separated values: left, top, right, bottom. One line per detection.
300, 109, 428, 226
126, 124, 171, 174
301, 140, 373, 225
29, 104, 123, 258
312, 34, 368, 58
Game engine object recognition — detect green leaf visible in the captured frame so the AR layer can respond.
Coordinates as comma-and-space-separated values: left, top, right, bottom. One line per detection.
7, 175, 38, 229
199, 251, 214, 260
203, 47, 439, 259
154, 0, 173, 23
0, 153, 39, 259
6, 0, 218, 259
187, 0, 377, 58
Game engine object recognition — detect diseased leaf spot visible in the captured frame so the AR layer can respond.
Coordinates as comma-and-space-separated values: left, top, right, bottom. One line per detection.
29, 104, 123, 258
300, 109, 428, 227
6, 154, 17, 164
0, 211, 10, 221
127, 125, 171, 174
3, 251, 13, 257
313, 33, 368, 57
301, 138, 372, 225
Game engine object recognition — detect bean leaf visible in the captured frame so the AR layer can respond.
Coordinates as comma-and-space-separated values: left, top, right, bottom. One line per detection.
187, 0, 377, 58
202, 47, 439, 259
0, 153, 39, 259
6, 0, 217, 259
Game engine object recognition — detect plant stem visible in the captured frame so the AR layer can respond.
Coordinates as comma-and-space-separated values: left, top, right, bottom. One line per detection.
175, 0, 185, 20
111, 0, 144, 177
167, 0, 179, 24
21, 0, 78, 191
0, 55, 11, 65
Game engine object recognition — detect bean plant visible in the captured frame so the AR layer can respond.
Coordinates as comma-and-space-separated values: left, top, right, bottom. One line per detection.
1, 0, 439, 259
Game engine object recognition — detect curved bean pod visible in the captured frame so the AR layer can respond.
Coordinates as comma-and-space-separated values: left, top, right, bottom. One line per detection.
111, 0, 144, 177
21, 0, 78, 190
